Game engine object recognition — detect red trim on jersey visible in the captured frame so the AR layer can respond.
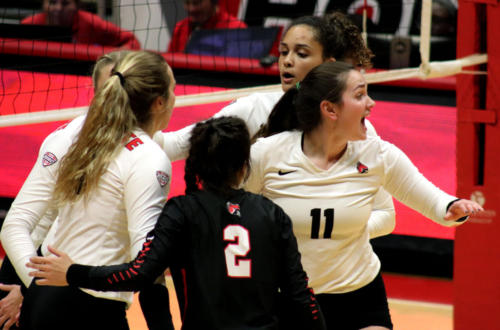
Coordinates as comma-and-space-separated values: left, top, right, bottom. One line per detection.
181, 268, 188, 323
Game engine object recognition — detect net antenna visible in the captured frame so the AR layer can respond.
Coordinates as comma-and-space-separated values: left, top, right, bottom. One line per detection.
0, 0, 488, 128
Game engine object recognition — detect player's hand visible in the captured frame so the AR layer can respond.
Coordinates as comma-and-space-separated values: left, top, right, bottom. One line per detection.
0, 284, 22, 329
444, 199, 483, 221
26, 245, 72, 286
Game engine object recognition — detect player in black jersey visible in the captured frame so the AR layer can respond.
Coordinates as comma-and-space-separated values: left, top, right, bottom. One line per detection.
27, 116, 326, 330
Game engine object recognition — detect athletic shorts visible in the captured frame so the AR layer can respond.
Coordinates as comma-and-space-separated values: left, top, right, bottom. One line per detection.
316, 272, 393, 330
278, 271, 392, 330
19, 280, 129, 330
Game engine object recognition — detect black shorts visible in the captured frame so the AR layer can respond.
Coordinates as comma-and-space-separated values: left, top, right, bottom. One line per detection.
316, 272, 393, 330
19, 280, 129, 330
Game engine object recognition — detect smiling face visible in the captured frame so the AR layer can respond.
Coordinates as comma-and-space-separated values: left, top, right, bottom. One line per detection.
278, 25, 326, 92
334, 70, 375, 141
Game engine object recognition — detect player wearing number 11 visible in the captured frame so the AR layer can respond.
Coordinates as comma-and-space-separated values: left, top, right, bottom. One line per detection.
27, 117, 327, 330
246, 61, 484, 329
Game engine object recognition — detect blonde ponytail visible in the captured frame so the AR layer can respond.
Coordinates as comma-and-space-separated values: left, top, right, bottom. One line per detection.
53, 51, 171, 204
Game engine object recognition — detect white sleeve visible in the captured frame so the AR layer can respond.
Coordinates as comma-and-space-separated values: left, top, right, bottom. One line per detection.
362, 120, 397, 238
212, 96, 268, 137
30, 208, 58, 249
0, 138, 59, 286
153, 125, 193, 162
124, 152, 170, 259
245, 139, 266, 194
367, 188, 396, 239
154, 93, 277, 161
381, 141, 460, 227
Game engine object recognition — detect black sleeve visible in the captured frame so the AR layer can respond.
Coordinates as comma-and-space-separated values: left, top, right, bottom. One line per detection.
66, 199, 185, 292
275, 205, 327, 330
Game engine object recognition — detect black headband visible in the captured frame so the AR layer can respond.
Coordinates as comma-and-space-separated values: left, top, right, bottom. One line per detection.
113, 71, 125, 86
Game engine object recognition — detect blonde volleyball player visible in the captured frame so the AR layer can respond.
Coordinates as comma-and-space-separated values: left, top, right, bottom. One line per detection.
245, 61, 483, 330
1, 51, 175, 329
0, 50, 174, 330
0, 50, 130, 330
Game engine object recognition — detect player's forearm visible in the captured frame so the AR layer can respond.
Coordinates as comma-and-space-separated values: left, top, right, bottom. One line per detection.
1, 215, 38, 287
67, 263, 151, 292
368, 209, 396, 239
368, 188, 396, 238
384, 145, 458, 226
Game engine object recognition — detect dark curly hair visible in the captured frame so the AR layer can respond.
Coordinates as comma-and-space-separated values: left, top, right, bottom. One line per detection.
283, 12, 374, 69
324, 11, 374, 69
185, 116, 250, 196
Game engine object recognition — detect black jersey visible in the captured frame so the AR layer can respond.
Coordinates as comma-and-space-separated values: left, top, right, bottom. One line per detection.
67, 189, 325, 330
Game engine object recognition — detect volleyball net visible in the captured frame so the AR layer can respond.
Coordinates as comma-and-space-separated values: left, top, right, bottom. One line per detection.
0, 0, 487, 127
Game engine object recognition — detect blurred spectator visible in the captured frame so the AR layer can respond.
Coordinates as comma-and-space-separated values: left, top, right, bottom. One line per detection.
21, 0, 140, 49
432, 0, 457, 36
168, 0, 247, 52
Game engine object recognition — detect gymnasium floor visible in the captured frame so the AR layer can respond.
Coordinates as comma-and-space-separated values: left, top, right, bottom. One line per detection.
125, 275, 453, 330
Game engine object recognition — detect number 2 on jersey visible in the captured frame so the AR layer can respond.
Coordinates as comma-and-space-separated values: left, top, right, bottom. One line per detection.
310, 208, 334, 239
223, 225, 251, 278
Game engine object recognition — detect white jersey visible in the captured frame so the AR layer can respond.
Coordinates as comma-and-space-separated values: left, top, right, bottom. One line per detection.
1, 116, 171, 305
154, 90, 394, 238
246, 131, 461, 294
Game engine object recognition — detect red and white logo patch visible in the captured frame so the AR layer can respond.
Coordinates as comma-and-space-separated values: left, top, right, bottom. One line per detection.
156, 171, 170, 188
356, 161, 369, 174
226, 202, 241, 217
42, 152, 58, 167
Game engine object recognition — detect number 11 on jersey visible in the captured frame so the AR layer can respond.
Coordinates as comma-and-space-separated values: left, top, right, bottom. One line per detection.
310, 208, 334, 239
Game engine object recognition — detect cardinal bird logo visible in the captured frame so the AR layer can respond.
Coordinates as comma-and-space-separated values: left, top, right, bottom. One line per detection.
226, 202, 241, 217
356, 161, 369, 174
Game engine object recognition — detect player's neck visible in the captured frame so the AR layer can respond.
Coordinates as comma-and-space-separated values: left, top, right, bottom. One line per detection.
302, 128, 347, 170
